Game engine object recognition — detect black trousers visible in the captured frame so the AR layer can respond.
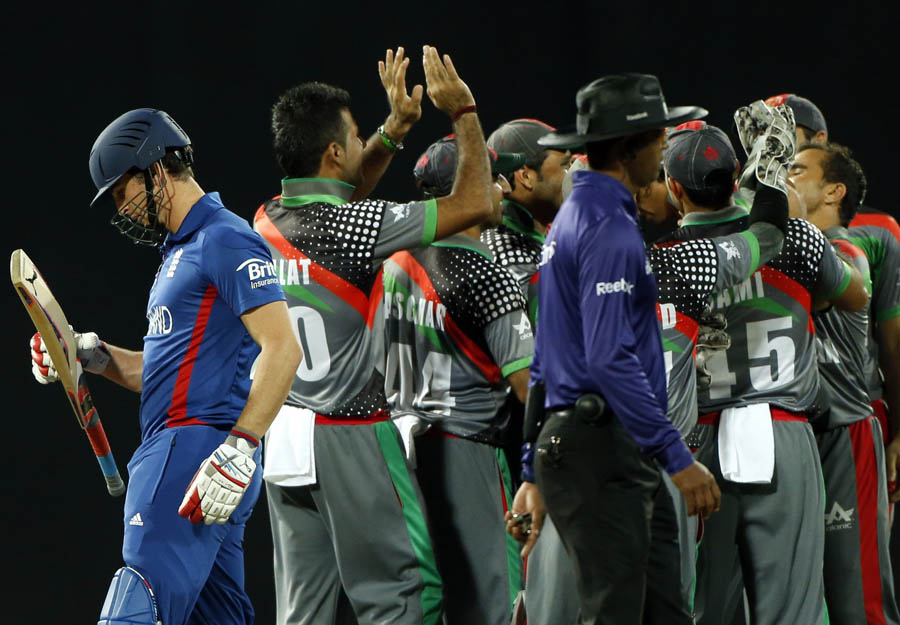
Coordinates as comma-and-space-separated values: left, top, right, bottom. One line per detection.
535, 411, 690, 625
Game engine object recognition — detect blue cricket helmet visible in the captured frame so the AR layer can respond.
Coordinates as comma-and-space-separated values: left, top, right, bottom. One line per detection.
89, 108, 191, 207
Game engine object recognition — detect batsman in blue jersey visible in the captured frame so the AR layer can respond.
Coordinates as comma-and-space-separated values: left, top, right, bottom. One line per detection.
510, 74, 722, 625
30, 109, 300, 625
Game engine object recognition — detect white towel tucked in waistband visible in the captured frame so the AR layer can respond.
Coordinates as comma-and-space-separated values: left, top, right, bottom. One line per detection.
391, 413, 430, 467
717, 403, 774, 484
263, 405, 317, 487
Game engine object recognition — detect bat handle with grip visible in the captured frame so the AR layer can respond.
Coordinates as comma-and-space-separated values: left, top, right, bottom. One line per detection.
84, 412, 126, 497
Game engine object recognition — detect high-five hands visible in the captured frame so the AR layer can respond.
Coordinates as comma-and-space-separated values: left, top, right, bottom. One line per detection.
421, 45, 475, 117
378, 47, 423, 140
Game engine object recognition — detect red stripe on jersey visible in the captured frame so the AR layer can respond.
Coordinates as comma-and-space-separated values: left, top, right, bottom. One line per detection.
849, 418, 889, 625
759, 265, 814, 334
167, 284, 218, 428
851, 213, 900, 244
529, 270, 540, 284
367, 268, 384, 330
391, 251, 502, 384
831, 238, 866, 259
656, 305, 700, 343
254, 204, 371, 323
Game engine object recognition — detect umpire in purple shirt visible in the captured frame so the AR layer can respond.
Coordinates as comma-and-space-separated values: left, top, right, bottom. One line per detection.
521, 74, 722, 625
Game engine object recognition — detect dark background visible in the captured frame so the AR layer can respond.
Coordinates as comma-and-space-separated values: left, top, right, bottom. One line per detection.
2, 2, 895, 623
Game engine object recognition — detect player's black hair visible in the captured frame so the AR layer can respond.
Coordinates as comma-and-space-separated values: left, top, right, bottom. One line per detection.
681, 169, 735, 210
798, 142, 867, 225
271, 82, 352, 178
584, 129, 663, 171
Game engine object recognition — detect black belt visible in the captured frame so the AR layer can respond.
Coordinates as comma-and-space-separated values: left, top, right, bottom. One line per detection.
548, 393, 610, 425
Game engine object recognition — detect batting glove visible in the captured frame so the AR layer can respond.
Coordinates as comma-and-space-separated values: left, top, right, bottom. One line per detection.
178, 429, 259, 525
30, 329, 110, 384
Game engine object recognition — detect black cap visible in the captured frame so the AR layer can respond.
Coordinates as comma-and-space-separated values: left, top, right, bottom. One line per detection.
413, 135, 525, 197
487, 119, 556, 162
663, 121, 738, 191
539, 73, 708, 149
765, 93, 827, 135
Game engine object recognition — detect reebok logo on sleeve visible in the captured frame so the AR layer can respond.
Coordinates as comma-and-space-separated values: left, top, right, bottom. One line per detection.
596, 278, 634, 295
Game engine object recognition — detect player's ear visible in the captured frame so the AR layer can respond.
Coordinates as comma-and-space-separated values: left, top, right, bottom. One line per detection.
515, 167, 535, 192
825, 181, 846, 206
321, 141, 344, 170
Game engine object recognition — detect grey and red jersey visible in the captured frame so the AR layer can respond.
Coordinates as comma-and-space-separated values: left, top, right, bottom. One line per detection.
481, 200, 544, 325
650, 220, 782, 436
845, 216, 900, 401
254, 178, 437, 417
811, 229, 873, 429
383, 234, 533, 443
674, 208, 851, 414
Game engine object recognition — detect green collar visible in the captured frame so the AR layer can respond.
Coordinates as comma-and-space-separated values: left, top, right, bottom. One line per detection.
501, 200, 546, 244
281, 177, 355, 207
680, 204, 748, 226
430, 233, 493, 261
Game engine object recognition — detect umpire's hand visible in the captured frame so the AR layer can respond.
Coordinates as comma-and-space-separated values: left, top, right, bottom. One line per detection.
670, 460, 721, 519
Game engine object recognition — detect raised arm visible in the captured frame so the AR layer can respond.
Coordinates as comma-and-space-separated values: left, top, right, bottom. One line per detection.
421, 45, 493, 240
351, 47, 424, 202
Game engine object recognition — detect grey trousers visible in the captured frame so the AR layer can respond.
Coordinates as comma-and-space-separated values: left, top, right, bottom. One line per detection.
818, 417, 899, 625
266, 420, 442, 625
414, 433, 521, 625
693, 418, 825, 625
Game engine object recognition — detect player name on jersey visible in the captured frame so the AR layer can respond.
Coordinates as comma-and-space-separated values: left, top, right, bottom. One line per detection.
383, 291, 447, 331
710, 271, 766, 310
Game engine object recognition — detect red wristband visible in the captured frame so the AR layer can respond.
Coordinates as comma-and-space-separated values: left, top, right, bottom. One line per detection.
451, 105, 477, 122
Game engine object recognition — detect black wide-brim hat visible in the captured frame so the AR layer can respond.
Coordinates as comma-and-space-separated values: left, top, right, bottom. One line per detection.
539, 73, 708, 150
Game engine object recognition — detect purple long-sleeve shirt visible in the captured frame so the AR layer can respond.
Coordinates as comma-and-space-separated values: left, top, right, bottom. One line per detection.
531, 170, 693, 475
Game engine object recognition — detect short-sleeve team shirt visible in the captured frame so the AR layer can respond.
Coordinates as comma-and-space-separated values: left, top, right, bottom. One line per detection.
673, 210, 851, 414
383, 234, 533, 443
141, 192, 285, 439
651, 220, 781, 436
811, 231, 872, 429
481, 200, 545, 325
847, 213, 900, 401
254, 178, 437, 417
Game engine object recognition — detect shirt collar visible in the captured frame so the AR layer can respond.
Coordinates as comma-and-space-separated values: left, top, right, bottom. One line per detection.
163, 192, 224, 250
680, 204, 748, 226
824, 225, 850, 240
501, 200, 546, 244
281, 177, 356, 207
430, 233, 493, 261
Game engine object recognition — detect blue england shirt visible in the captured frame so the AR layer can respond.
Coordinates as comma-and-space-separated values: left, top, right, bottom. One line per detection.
532, 170, 692, 474
140, 192, 286, 440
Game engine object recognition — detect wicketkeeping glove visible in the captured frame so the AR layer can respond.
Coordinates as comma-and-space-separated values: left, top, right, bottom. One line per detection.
734, 100, 796, 196
30, 329, 110, 384
695, 311, 731, 392
178, 429, 259, 525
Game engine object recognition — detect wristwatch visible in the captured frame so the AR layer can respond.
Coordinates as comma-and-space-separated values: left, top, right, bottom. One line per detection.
377, 125, 404, 152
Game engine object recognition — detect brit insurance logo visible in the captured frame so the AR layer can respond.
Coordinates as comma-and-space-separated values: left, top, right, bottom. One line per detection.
824, 501, 854, 531
236, 258, 279, 289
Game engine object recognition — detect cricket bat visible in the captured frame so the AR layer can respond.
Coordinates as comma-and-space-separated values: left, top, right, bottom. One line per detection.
10, 249, 125, 496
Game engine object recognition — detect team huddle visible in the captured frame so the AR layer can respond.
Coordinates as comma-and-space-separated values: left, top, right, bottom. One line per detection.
25, 45, 900, 625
